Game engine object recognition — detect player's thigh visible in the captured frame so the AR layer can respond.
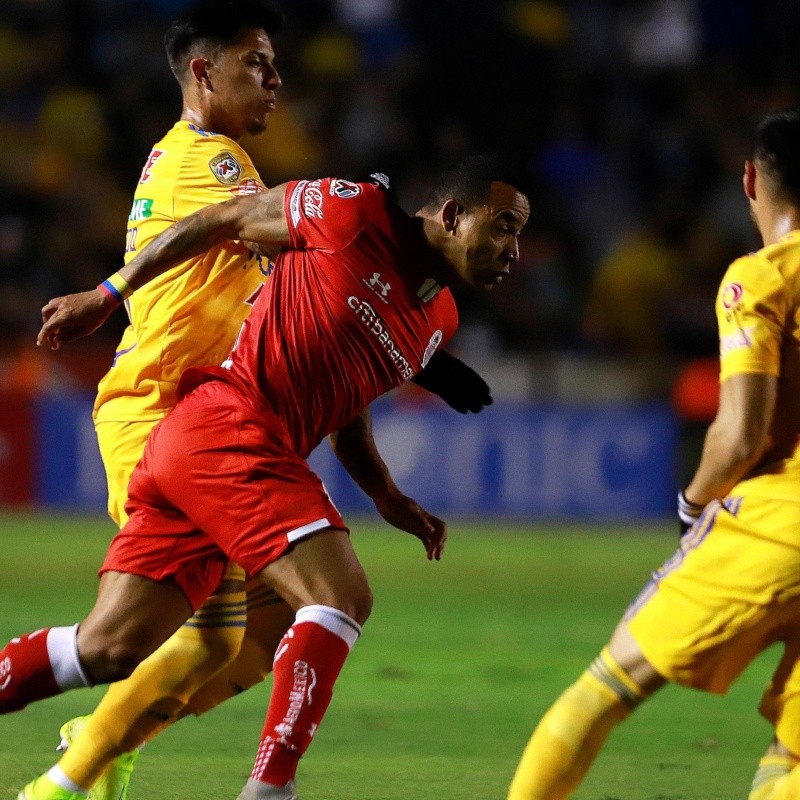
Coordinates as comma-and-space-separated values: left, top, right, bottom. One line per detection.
608, 622, 667, 694
625, 499, 800, 694
96, 418, 161, 527
258, 528, 372, 622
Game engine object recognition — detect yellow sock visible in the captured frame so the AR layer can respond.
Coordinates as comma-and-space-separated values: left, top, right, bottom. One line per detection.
59, 589, 246, 788
182, 586, 294, 717
750, 754, 795, 800
773, 762, 800, 800
508, 648, 645, 800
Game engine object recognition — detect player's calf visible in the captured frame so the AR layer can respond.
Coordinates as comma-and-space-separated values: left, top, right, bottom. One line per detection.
181, 593, 294, 718
0, 626, 90, 713
508, 647, 650, 800
242, 605, 362, 794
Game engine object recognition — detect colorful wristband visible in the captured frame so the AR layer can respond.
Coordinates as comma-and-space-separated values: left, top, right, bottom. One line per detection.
677, 490, 704, 526
97, 272, 133, 305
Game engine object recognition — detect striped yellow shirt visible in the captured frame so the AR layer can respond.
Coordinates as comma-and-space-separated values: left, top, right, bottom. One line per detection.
94, 121, 270, 423
718, 231, 800, 505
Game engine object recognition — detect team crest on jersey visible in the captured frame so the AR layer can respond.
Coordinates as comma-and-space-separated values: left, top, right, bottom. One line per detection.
721, 281, 744, 310
231, 177, 266, 196
209, 152, 242, 185
330, 179, 361, 199
421, 330, 443, 368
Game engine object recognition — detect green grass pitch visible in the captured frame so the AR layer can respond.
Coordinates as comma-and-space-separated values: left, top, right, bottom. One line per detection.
0, 511, 781, 799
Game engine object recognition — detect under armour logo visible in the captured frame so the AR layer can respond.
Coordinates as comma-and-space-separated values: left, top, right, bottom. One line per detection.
369, 273, 391, 298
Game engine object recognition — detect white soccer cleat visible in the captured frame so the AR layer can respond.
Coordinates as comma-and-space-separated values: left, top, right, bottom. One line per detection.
235, 779, 298, 800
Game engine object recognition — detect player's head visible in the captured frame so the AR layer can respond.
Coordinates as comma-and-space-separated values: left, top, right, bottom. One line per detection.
165, 0, 284, 139
418, 156, 530, 291
745, 109, 800, 234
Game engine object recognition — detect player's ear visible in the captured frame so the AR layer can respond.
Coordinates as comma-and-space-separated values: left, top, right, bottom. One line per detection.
189, 57, 212, 90
440, 199, 462, 234
743, 160, 757, 201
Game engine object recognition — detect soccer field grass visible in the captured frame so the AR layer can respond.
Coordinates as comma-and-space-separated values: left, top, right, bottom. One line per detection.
0, 511, 781, 800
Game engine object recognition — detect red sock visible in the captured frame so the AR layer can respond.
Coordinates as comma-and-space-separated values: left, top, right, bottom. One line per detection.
250, 605, 361, 786
0, 628, 60, 713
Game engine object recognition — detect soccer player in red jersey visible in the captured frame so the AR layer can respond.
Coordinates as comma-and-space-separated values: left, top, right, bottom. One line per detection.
3, 158, 529, 800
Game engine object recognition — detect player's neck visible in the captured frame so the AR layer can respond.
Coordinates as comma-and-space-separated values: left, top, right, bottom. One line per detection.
179, 106, 241, 141
415, 216, 461, 286
761, 206, 800, 246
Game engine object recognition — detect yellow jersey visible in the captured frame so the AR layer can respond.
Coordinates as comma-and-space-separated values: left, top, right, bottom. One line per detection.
718, 231, 800, 505
94, 120, 270, 423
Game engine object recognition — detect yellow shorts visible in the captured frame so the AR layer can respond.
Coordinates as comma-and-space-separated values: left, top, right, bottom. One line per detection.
625, 496, 800, 754
95, 418, 160, 527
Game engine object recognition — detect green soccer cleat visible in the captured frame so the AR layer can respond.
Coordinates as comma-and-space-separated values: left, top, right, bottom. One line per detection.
58, 716, 139, 800
17, 774, 84, 800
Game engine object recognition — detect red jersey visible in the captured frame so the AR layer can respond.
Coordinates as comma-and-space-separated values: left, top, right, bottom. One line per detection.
182, 178, 459, 457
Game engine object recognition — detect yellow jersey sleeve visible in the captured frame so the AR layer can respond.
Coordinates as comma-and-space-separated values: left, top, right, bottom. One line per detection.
717, 254, 788, 382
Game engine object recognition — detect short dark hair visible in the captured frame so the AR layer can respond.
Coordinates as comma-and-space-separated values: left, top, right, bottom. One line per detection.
754, 109, 800, 205
165, 0, 284, 80
422, 155, 525, 212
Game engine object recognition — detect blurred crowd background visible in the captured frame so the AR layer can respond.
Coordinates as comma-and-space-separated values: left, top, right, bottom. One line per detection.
1, 0, 799, 418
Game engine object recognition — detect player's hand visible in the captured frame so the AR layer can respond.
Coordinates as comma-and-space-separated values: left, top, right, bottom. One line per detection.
677, 490, 704, 537
37, 289, 117, 350
411, 351, 493, 414
374, 489, 447, 560
244, 240, 281, 260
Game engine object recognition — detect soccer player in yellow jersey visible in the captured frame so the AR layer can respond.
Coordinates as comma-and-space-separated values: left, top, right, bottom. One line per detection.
508, 108, 800, 800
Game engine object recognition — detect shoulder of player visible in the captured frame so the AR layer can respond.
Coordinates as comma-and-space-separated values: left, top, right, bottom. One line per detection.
717, 250, 795, 316
319, 178, 388, 210
313, 178, 392, 233
185, 132, 257, 177
151, 123, 258, 194
721, 249, 787, 290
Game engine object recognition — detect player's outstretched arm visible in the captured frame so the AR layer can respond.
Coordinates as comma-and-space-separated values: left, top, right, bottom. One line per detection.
329, 409, 447, 560
37, 184, 292, 350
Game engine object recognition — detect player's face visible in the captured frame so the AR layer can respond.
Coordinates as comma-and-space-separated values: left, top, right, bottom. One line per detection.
207, 29, 281, 139
452, 182, 530, 290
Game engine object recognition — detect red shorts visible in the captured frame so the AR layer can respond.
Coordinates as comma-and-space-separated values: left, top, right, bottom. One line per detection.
101, 380, 346, 611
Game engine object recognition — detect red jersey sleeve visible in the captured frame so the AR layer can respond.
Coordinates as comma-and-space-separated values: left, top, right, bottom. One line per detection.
284, 178, 385, 252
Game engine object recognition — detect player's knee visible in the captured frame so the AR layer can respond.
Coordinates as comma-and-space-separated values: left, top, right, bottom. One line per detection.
77, 634, 150, 683
337, 580, 373, 626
